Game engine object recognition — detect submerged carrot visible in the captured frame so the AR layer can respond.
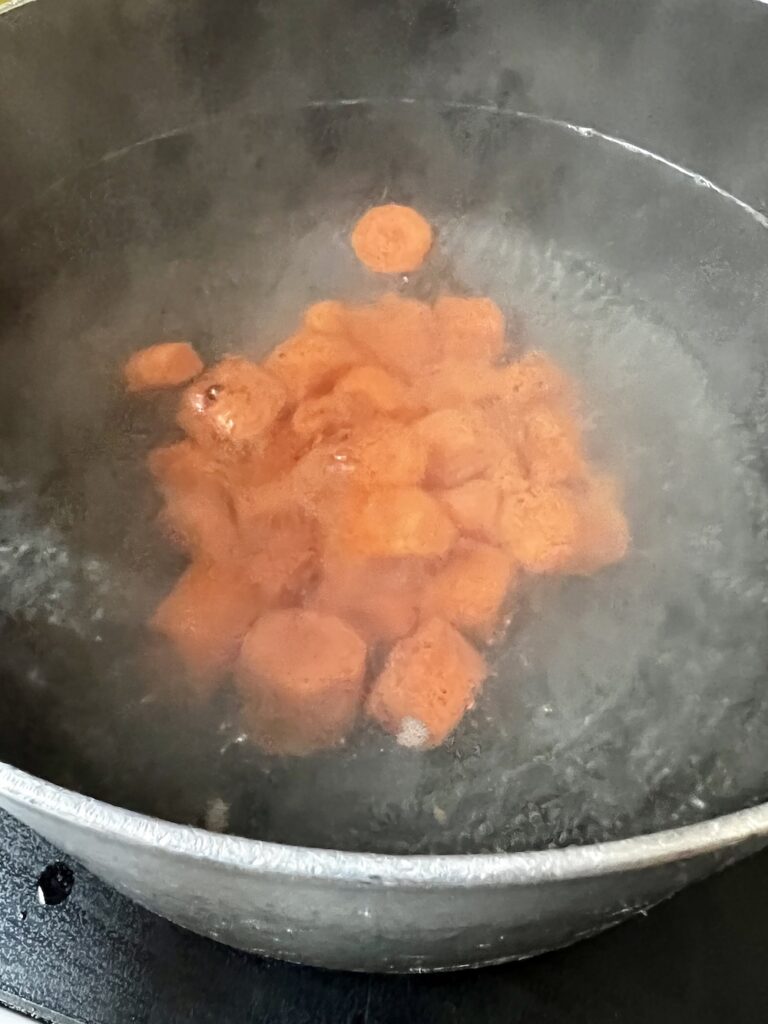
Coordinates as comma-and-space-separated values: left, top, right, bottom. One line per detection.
351, 203, 433, 274
310, 557, 426, 645
124, 341, 203, 392
434, 296, 505, 364
236, 609, 367, 755
438, 478, 504, 545
265, 329, 362, 405
348, 294, 437, 379
150, 562, 262, 691
333, 485, 458, 559
150, 441, 238, 564
177, 357, 287, 450
417, 407, 506, 489
366, 617, 487, 749
420, 542, 517, 641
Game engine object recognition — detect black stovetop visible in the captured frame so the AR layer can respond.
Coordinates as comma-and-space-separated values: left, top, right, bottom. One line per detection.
1, 809, 767, 1024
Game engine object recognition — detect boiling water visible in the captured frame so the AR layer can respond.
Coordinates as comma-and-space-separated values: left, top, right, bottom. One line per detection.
2, 201, 768, 855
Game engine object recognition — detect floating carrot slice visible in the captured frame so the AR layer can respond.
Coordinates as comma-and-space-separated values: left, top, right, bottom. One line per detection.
236, 609, 367, 755
439, 478, 502, 544
123, 341, 203, 392
332, 486, 458, 559
421, 542, 517, 641
150, 562, 262, 691
498, 485, 583, 574
417, 407, 506, 489
177, 357, 287, 451
521, 404, 588, 486
265, 329, 362, 405
434, 296, 505, 364
348, 294, 437, 379
351, 204, 433, 274
366, 617, 487, 749
310, 557, 426, 645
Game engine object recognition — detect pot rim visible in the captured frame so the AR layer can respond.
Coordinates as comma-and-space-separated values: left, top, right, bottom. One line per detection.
2, 760, 768, 887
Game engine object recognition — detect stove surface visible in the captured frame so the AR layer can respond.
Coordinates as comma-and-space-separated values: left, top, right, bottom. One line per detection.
1, 809, 767, 1023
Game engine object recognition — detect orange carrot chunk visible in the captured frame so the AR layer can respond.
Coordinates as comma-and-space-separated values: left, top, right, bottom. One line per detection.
521, 403, 588, 486
150, 562, 262, 691
498, 485, 583, 574
236, 609, 367, 755
421, 542, 517, 640
569, 474, 630, 574
351, 204, 433, 274
348, 294, 437, 379
302, 300, 349, 335
334, 364, 421, 420
239, 507, 319, 605
177, 357, 287, 451
342, 419, 428, 488
367, 617, 487, 749
124, 341, 203, 392
498, 351, 574, 409
148, 441, 238, 563
265, 329, 362, 405
333, 485, 458, 559
438, 478, 503, 544
434, 296, 505, 364
310, 557, 426, 645
417, 407, 506, 489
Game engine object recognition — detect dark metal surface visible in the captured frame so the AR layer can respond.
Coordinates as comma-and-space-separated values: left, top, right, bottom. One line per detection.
1, 806, 767, 1023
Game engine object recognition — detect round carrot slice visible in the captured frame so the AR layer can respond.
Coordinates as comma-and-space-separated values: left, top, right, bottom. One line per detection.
351, 204, 433, 274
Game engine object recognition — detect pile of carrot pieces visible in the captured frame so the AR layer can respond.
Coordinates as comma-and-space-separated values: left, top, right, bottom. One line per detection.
123, 203, 629, 756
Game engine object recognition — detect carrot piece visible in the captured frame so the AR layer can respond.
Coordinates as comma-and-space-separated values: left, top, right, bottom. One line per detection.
487, 450, 530, 497
521, 404, 588, 486
421, 542, 517, 641
350, 203, 433, 274
292, 390, 363, 442
150, 562, 262, 691
123, 341, 203, 392
366, 617, 487, 749
265, 328, 362, 404
303, 300, 349, 335
434, 296, 505, 363
177, 357, 287, 451
332, 486, 458, 559
236, 609, 367, 755
334, 364, 420, 420
310, 557, 426, 645
416, 407, 506, 488
342, 419, 428, 488
148, 441, 238, 563
438, 478, 503, 545
569, 474, 630, 574
348, 294, 437, 379
417, 358, 503, 411
498, 351, 574, 408
238, 507, 319, 605
498, 485, 583, 574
